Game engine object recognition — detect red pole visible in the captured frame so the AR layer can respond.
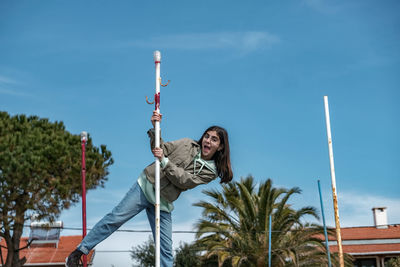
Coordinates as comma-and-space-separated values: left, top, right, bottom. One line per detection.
81, 131, 88, 267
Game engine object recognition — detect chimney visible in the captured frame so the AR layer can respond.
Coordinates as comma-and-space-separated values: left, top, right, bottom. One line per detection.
372, 207, 388, 229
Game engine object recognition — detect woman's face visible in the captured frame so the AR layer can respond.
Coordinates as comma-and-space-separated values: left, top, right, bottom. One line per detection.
201, 130, 222, 160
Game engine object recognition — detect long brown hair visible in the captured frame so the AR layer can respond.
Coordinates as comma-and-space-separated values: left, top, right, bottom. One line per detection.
198, 126, 233, 183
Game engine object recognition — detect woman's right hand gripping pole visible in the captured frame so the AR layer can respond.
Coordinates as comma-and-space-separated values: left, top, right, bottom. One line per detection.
150, 110, 162, 128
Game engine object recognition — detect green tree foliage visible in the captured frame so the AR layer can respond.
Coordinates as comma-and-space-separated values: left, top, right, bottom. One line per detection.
130, 236, 155, 267
194, 176, 353, 267
174, 242, 202, 267
387, 257, 400, 267
173, 242, 232, 267
130, 239, 230, 267
0, 112, 113, 267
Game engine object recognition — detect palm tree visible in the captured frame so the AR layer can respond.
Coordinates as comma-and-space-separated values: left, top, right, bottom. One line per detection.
194, 176, 352, 267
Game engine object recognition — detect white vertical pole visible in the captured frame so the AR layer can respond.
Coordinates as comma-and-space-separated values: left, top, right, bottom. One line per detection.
153, 50, 161, 267
323, 96, 344, 267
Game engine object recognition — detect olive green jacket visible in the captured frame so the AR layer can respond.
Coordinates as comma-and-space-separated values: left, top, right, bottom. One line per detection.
144, 129, 218, 202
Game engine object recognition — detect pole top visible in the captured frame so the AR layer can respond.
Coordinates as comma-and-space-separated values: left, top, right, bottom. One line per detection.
80, 131, 88, 141
153, 50, 161, 62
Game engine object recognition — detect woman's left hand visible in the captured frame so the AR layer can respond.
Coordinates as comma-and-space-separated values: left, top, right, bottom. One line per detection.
152, 147, 164, 160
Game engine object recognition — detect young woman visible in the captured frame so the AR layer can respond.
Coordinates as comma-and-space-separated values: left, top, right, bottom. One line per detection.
66, 111, 233, 267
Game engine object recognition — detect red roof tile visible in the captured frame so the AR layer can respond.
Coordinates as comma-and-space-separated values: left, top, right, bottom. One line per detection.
0, 235, 94, 265
330, 243, 400, 254
320, 225, 400, 256
333, 225, 400, 240
314, 225, 400, 241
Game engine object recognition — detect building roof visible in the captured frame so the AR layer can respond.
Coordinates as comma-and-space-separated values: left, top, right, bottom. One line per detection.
325, 225, 400, 255
330, 225, 400, 241
330, 243, 400, 254
0, 235, 94, 266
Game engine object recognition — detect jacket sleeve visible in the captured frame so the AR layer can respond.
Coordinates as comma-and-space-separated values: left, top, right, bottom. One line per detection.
162, 160, 217, 190
147, 128, 178, 157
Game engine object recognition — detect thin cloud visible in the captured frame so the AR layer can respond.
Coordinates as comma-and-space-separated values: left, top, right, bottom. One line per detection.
302, 0, 343, 14
0, 87, 30, 97
317, 191, 400, 227
338, 192, 400, 226
124, 31, 280, 53
87, 188, 130, 204
0, 75, 18, 85
0, 75, 30, 97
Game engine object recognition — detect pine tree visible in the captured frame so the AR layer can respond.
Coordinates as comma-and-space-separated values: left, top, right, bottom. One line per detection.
0, 112, 113, 267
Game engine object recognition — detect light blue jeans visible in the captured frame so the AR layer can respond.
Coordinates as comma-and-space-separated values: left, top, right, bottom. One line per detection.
77, 182, 173, 267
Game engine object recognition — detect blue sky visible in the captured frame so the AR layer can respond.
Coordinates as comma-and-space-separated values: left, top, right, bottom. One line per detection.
1, 0, 399, 266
